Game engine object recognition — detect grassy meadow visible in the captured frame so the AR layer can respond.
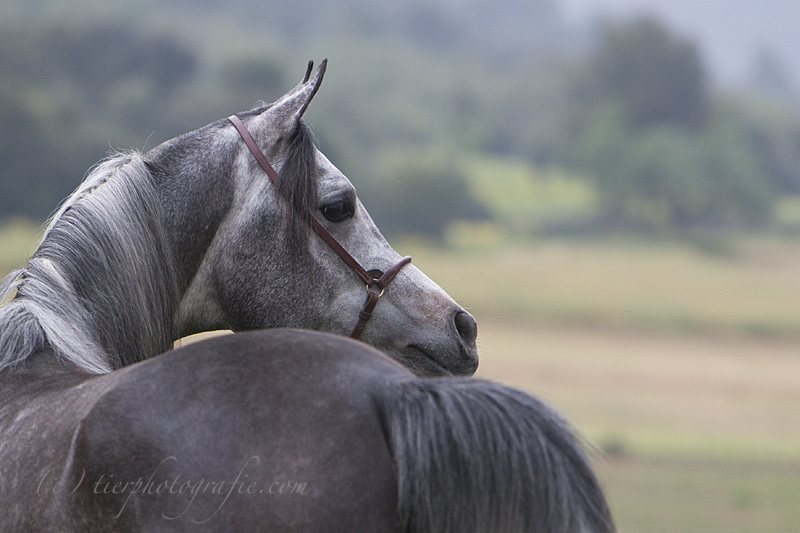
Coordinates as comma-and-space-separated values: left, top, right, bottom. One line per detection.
2, 220, 800, 532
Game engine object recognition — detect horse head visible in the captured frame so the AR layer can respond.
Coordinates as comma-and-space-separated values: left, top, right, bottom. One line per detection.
148, 61, 478, 376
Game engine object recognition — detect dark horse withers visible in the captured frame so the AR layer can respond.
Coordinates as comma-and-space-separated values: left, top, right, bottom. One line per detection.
0, 61, 614, 531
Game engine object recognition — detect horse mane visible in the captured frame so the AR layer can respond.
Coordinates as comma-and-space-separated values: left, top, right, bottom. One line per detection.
0, 109, 320, 374
381, 377, 615, 532
0, 153, 180, 373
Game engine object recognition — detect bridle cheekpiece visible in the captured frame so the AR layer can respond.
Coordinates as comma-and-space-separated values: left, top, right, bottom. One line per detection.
227, 115, 412, 339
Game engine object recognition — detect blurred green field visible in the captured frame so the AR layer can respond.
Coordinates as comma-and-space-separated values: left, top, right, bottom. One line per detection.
0, 219, 41, 277
407, 236, 800, 338
3, 221, 800, 532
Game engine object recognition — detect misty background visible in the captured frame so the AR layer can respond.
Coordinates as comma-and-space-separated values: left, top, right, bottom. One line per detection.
2, 0, 799, 241
3, 2, 800, 532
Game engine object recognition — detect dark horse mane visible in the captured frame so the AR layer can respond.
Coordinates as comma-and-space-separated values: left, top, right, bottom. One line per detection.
0, 112, 320, 374
382, 377, 613, 532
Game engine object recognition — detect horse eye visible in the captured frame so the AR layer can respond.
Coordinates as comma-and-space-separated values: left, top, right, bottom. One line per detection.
320, 199, 354, 222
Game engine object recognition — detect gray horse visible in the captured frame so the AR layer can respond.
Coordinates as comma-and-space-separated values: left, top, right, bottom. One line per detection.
0, 61, 614, 531
0, 60, 477, 377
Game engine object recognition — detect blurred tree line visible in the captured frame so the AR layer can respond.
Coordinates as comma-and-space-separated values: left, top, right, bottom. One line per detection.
567, 17, 782, 232
1, 0, 799, 240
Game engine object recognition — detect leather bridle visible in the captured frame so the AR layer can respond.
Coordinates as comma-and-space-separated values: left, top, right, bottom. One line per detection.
227, 115, 412, 339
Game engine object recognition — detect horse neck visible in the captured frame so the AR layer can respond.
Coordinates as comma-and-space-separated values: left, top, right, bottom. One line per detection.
0, 154, 181, 374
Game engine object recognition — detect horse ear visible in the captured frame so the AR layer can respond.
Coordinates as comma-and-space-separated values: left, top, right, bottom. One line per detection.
259, 59, 327, 137
302, 60, 315, 83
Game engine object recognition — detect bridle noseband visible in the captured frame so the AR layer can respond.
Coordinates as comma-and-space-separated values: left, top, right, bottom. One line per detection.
227, 115, 412, 339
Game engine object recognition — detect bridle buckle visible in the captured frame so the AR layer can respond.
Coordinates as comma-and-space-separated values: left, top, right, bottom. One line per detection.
366, 283, 386, 298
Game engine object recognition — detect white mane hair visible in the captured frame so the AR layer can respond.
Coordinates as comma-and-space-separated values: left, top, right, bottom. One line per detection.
0, 152, 179, 373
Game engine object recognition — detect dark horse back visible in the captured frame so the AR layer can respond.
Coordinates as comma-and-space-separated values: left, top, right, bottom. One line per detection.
3, 329, 613, 532
54, 330, 407, 532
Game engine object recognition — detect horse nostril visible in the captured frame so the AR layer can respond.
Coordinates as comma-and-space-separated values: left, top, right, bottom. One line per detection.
454, 310, 478, 346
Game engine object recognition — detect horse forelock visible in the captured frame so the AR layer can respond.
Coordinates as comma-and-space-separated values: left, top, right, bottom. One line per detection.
234, 102, 320, 251
275, 119, 320, 253
0, 153, 180, 374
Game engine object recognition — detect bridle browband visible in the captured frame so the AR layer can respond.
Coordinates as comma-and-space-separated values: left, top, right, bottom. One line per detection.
227, 115, 412, 339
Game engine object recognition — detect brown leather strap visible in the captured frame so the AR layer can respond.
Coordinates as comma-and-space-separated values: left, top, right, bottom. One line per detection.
350, 291, 382, 338
227, 115, 412, 339
374, 255, 412, 289
228, 115, 280, 184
